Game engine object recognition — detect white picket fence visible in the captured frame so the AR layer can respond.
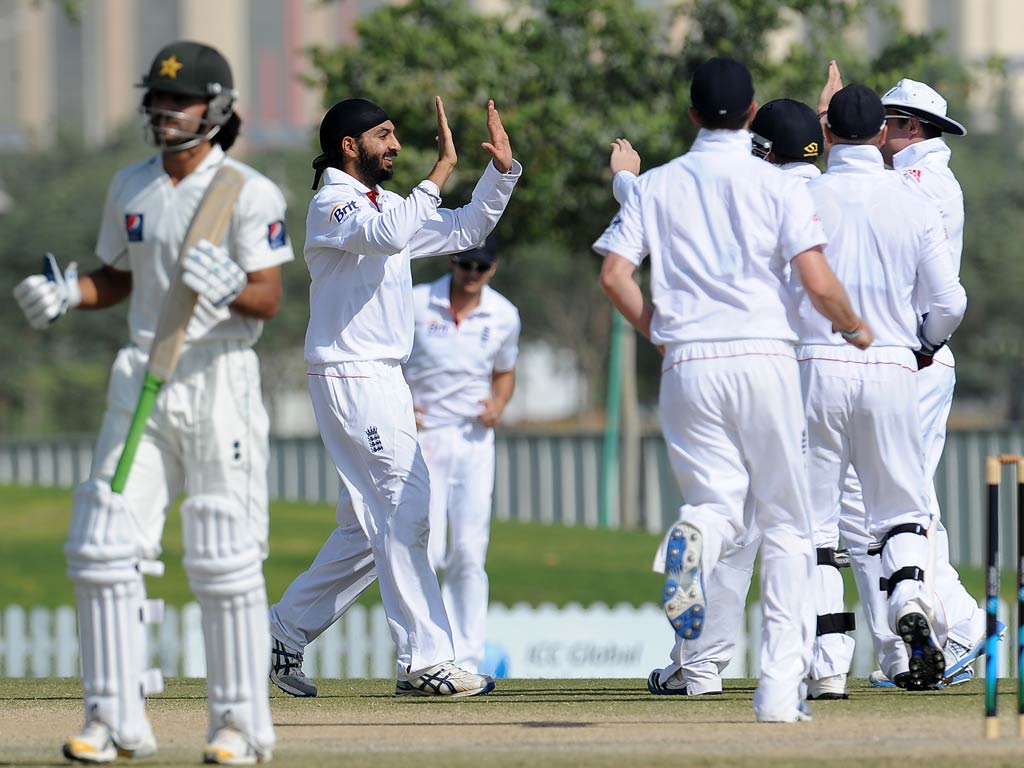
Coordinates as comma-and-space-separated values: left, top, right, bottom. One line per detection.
0, 601, 1013, 680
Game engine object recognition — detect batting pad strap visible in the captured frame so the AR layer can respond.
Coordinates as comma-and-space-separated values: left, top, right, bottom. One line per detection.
867, 523, 928, 556
879, 566, 925, 596
816, 612, 856, 636
816, 547, 851, 569
141, 668, 164, 696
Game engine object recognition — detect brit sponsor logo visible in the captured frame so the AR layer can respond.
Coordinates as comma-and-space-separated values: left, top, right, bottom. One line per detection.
428, 321, 449, 336
330, 200, 358, 224
125, 213, 144, 242
268, 220, 287, 249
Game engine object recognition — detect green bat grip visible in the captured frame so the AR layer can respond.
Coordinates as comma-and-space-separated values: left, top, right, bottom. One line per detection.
110, 371, 165, 493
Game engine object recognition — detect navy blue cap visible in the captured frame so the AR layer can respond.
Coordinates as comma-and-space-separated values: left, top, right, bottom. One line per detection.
691, 57, 755, 118
458, 233, 498, 265
827, 84, 886, 140
750, 99, 822, 161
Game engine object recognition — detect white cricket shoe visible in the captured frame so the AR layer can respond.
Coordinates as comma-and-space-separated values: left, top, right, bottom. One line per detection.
202, 726, 271, 765
942, 620, 1005, 682
806, 673, 848, 700
269, 638, 317, 697
395, 662, 495, 698
62, 720, 157, 764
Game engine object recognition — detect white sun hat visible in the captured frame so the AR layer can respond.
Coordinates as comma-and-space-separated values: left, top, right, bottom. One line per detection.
881, 78, 967, 136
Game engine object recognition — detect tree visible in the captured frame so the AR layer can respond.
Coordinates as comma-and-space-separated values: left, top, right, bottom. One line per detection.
310, 0, 987, 412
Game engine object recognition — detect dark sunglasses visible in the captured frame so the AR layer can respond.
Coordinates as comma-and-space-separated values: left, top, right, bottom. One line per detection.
453, 259, 491, 273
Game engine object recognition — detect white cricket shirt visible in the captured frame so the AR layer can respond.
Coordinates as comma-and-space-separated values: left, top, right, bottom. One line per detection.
593, 128, 826, 345
795, 144, 966, 348
892, 138, 964, 275
303, 160, 521, 365
95, 145, 294, 350
403, 274, 520, 429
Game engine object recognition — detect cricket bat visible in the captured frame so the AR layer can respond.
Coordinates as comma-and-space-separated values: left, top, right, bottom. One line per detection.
110, 164, 246, 493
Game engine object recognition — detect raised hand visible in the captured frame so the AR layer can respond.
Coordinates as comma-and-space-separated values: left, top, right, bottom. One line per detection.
817, 59, 844, 116
435, 96, 457, 169
481, 100, 513, 173
609, 138, 641, 175
426, 96, 458, 192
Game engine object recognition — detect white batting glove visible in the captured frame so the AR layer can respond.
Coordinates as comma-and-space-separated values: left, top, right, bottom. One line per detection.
181, 238, 247, 308
13, 253, 81, 329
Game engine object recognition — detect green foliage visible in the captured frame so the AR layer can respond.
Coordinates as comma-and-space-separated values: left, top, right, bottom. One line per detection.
308, 0, 1017, 414
2, 0, 1021, 432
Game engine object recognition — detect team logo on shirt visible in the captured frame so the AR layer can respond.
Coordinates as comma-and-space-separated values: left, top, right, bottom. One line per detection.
330, 200, 358, 223
366, 426, 384, 453
905, 169, 923, 183
125, 214, 144, 242
267, 220, 287, 249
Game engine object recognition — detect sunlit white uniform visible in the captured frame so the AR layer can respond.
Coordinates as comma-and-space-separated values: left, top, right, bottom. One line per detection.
841, 138, 982, 675
595, 129, 824, 719
795, 145, 966, 670
79, 144, 292, 754
268, 160, 521, 676
617, 160, 823, 693
402, 274, 520, 671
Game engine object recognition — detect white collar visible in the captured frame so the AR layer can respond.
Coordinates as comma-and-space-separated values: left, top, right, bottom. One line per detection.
779, 162, 821, 180
321, 166, 381, 195
690, 128, 753, 154
428, 274, 493, 317
892, 137, 951, 170
826, 143, 886, 173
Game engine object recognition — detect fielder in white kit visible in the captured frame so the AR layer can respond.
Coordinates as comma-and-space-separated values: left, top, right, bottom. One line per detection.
405, 235, 520, 673
853, 78, 990, 687
795, 84, 967, 691
609, 99, 840, 698
594, 57, 870, 722
13, 42, 291, 764
268, 96, 520, 698
812, 72, 991, 691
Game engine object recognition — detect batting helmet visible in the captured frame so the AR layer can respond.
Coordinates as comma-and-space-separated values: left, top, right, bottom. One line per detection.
138, 41, 238, 151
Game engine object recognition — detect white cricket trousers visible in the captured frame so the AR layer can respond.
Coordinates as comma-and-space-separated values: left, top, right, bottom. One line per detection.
662, 531, 759, 694
843, 346, 983, 676
91, 342, 270, 554
658, 339, 814, 718
418, 421, 495, 673
799, 345, 932, 637
274, 360, 454, 675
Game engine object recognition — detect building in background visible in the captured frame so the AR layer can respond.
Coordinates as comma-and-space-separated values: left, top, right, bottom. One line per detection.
1, 0, 1023, 153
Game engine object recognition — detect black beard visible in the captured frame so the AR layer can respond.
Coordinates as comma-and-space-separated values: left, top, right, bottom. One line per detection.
356, 144, 393, 187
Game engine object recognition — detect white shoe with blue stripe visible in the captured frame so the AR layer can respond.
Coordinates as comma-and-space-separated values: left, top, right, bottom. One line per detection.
662, 523, 706, 640
942, 620, 1006, 683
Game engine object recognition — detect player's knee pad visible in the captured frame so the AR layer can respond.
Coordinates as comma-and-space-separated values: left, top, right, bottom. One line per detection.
814, 547, 856, 637
64, 480, 163, 745
181, 494, 265, 597
181, 495, 273, 752
868, 524, 929, 596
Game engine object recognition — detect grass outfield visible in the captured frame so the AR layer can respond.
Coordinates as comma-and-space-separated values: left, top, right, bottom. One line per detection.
0, 483, 1011, 611
4, 677, 1024, 767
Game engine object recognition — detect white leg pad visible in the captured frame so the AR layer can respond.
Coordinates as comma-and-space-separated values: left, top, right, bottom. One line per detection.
181, 495, 274, 756
64, 480, 156, 750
